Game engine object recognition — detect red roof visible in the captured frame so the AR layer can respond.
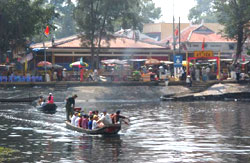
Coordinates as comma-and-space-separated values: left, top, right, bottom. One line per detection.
160, 25, 235, 44
31, 35, 164, 49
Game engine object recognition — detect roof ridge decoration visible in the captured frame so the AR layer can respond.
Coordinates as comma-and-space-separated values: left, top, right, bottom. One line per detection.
193, 25, 214, 34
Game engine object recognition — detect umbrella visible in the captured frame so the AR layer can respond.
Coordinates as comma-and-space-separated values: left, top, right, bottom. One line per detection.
49, 64, 63, 69
182, 61, 193, 67
145, 58, 160, 65
37, 61, 52, 67
69, 61, 89, 68
101, 59, 127, 65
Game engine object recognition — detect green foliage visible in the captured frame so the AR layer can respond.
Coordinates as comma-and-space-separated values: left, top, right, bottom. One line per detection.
214, 0, 250, 63
74, 0, 161, 69
0, 0, 57, 61
0, 146, 20, 162
188, 0, 217, 24
50, 0, 77, 39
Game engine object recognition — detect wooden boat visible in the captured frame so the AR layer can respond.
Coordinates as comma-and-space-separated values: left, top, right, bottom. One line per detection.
0, 96, 39, 102
65, 121, 121, 135
37, 103, 57, 113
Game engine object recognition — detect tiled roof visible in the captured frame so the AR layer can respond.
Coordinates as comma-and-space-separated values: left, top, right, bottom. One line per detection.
31, 35, 164, 49
160, 24, 235, 44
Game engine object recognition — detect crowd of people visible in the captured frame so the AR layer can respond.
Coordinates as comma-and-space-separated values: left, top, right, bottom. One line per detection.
65, 94, 130, 130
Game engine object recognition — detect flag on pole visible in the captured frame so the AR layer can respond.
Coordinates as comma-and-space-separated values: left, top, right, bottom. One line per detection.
202, 38, 205, 51
174, 26, 179, 37
44, 26, 49, 37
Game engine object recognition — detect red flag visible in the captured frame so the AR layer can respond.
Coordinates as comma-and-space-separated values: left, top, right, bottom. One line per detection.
44, 26, 49, 37
6, 56, 9, 63
175, 28, 179, 36
202, 38, 205, 51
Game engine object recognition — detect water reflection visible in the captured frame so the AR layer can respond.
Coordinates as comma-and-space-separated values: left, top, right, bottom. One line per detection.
1, 101, 250, 162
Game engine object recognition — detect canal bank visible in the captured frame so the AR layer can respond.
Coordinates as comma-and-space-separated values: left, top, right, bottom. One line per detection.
161, 82, 250, 102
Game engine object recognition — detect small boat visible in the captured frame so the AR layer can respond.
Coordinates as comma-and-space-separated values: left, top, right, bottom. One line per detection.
65, 121, 121, 135
0, 96, 39, 103
37, 103, 57, 113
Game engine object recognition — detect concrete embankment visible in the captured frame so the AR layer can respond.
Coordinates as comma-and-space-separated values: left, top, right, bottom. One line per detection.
161, 83, 250, 102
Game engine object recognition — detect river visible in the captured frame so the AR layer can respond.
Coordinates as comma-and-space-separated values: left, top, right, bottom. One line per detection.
0, 86, 250, 162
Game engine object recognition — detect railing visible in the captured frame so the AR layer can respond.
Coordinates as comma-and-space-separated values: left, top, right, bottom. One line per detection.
0, 76, 43, 82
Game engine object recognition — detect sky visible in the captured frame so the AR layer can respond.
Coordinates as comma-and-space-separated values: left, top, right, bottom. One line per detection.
153, 0, 196, 23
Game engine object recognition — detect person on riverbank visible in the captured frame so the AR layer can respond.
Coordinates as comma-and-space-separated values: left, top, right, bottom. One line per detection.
186, 75, 192, 87
65, 94, 78, 122
47, 93, 54, 104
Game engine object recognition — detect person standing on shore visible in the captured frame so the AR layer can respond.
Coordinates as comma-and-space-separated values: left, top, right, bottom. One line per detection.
65, 94, 78, 122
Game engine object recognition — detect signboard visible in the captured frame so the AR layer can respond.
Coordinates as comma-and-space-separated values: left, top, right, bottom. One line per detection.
174, 55, 183, 67
194, 51, 213, 58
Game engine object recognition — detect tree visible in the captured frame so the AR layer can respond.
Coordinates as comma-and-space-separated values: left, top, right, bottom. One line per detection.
0, 0, 57, 62
214, 0, 250, 64
188, 0, 217, 24
49, 0, 77, 39
74, 0, 161, 69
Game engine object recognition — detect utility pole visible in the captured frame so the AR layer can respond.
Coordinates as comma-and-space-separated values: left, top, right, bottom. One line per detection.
172, 0, 176, 78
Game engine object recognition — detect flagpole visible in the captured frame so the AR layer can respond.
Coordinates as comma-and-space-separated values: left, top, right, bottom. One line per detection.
172, 0, 176, 78
179, 17, 181, 53
43, 41, 47, 77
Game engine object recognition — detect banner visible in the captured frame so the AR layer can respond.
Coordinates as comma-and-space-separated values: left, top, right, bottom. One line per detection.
174, 55, 183, 67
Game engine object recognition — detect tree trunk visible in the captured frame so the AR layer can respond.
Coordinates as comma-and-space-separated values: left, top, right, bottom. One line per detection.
234, 23, 244, 65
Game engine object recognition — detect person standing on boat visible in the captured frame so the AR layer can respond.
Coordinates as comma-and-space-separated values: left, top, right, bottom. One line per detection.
47, 93, 54, 104
65, 94, 78, 122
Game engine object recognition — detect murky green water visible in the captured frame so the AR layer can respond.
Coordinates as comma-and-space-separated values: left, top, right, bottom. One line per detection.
1, 87, 250, 162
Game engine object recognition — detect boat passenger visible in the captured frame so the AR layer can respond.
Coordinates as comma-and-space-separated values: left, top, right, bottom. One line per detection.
71, 112, 78, 126
75, 113, 81, 127
92, 115, 99, 130
38, 96, 44, 106
97, 109, 112, 127
65, 94, 78, 122
41, 99, 46, 106
112, 110, 130, 124
81, 114, 89, 129
47, 93, 54, 104
88, 115, 93, 130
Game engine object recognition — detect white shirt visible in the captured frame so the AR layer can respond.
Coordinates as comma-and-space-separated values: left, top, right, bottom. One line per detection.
99, 114, 112, 125
92, 120, 98, 130
71, 115, 77, 125
75, 117, 80, 127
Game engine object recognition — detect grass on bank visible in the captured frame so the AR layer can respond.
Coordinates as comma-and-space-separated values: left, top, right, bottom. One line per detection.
0, 146, 20, 162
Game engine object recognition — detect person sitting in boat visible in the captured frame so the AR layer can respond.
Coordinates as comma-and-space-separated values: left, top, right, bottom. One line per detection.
111, 110, 130, 124
47, 93, 54, 104
81, 114, 89, 129
92, 115, 99, 130
71, 112, 79, 126
75, 113, 81, 127
97, 109, 112, 127
41, 99, 46, 107
88, 115, 93, 130
65, 94, 78, 122
38, 96, 44, 106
